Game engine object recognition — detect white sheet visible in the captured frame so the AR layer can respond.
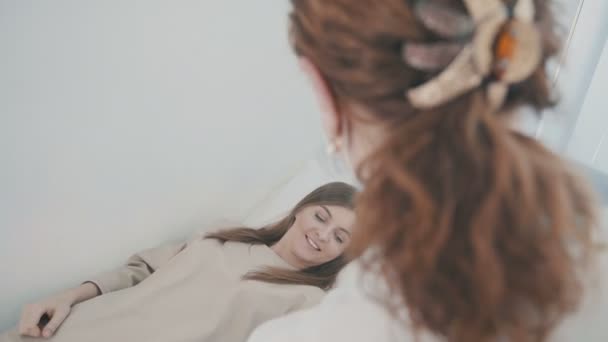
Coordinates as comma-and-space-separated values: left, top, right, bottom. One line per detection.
243, 155, 355, 227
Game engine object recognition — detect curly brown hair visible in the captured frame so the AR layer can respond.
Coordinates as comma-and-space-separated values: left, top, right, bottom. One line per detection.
290, 0, 598, 341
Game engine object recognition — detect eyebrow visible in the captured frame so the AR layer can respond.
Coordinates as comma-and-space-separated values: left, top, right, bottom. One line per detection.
320, 205, 332, 218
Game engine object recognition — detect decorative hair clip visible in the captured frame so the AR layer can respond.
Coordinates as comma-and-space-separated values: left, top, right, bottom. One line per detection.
403, 0, 542, 110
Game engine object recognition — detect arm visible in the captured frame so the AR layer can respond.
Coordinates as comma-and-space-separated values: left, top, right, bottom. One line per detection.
86, 240, 188, 294
18, 282, 100, 338
18, 238, 191, 338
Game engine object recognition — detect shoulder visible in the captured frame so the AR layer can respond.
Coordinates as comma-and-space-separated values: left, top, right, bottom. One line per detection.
298, 285, 325, 308
550, 254, 608, 340
249, 262, 413, 342
309, 260, 419, 340
194, 237, 246, 249
268, 281, 325, 311
185, 236, 241, 257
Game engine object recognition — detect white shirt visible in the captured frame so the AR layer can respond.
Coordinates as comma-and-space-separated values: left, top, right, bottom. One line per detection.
248, 255, 608, 342
247, 260, 436, 342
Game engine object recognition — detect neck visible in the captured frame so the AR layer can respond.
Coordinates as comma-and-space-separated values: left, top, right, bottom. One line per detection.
271, 240, 309, 270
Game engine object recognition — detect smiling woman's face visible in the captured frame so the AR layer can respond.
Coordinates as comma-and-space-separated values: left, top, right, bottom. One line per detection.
278, 204, 355, 269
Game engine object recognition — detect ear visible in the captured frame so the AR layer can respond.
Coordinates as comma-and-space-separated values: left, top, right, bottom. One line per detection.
298, 58, 342, 143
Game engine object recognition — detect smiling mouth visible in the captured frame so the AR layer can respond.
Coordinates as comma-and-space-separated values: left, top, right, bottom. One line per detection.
305, 234, 321, 251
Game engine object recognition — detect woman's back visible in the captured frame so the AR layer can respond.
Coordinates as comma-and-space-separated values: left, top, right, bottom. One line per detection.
251, 254, 608, 341
252, 0, 602, 340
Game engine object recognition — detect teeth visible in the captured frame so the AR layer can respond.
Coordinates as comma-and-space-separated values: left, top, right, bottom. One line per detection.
306, 235, 320, 251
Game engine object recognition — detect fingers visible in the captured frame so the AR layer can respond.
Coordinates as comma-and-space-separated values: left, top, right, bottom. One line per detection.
42, 306, 70, 338
18, 304, 44, 337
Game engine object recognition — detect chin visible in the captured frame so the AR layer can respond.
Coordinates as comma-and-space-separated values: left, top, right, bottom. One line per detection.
294, 249, 318, 267
295, 253, 315, 266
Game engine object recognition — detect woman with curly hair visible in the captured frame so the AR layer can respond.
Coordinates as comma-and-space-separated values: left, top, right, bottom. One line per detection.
249, 0, 600, 341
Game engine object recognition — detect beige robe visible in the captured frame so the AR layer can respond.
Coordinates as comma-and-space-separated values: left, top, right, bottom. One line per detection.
1, 236, 324, 342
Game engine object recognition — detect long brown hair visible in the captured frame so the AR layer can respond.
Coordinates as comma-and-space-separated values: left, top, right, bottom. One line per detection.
205, 182, 357, 290
290, 0, 597, 341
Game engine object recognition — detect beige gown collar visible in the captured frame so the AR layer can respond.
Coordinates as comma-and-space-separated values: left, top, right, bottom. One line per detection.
248, 243, 297, 270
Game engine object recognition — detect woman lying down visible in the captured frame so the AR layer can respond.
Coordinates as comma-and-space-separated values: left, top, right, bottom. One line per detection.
0, 182, 356, 342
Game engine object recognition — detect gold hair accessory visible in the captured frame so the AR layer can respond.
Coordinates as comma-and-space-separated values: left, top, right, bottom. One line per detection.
403, 0, 542, 110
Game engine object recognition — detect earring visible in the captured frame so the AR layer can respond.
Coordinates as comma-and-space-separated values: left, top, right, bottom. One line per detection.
326, 139, 341, 155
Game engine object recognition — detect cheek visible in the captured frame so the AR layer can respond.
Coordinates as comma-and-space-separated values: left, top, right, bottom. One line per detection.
323, 242, 344, 260
290, 217, 309, 237
293, 215, 312, 231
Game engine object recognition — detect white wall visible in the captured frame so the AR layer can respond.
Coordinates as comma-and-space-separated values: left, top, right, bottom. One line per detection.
567, 40, 608, 172
533, 0, 608, 153
1, 0, 607, 334
0, 0, 323, 330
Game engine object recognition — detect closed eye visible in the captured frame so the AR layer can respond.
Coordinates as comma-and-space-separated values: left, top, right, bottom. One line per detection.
335, 233, 345, 244
315, 213, 326, 223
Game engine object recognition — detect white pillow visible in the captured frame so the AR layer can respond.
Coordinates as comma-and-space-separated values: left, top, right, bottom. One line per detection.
243, 154, 356, 228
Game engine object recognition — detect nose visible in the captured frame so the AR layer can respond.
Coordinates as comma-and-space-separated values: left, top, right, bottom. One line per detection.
314, 226, 331, 242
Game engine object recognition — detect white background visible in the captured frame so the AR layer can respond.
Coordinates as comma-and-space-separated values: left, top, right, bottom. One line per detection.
0, 0, 607, 332
0, 0, 323, 329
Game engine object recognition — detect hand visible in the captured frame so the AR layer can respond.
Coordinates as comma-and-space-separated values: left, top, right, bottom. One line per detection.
18, 282, 100, 338
18, 294, 73, 338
